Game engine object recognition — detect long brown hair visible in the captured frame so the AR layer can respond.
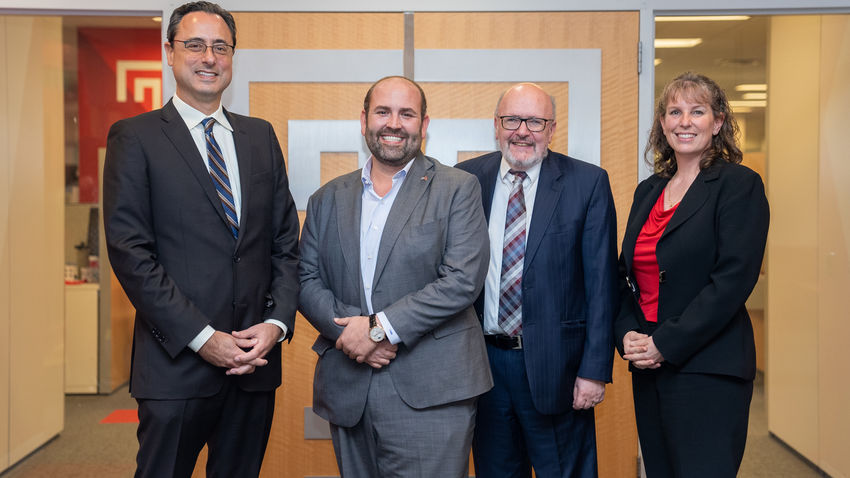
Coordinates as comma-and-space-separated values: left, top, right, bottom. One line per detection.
645, 72, 742, 177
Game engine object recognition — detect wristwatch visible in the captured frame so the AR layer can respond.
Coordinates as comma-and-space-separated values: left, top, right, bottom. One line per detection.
368, 313, 386, 343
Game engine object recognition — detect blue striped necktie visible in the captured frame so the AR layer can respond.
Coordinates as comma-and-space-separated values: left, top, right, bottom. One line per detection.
499, 169, 527, 337
202, 117, 238, 238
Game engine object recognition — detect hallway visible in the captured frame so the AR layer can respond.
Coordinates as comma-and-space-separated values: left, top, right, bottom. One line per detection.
0, 375, 826, 477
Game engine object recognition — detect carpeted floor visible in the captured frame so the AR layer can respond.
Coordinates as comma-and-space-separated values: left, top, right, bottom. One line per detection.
0, 375, 827, 477
0, 386, 137, 478
739, 375, 826, 477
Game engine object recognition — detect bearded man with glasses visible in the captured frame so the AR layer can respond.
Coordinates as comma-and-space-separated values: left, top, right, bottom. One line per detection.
103, 2, 300, 476
456, 83, 618, 477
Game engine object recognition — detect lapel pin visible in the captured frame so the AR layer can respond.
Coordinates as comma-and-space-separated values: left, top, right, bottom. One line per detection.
421, 176, 428, 181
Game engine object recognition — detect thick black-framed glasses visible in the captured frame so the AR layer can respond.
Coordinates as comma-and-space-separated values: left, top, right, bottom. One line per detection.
498, 116, 552, 132
173, 39, 235, 56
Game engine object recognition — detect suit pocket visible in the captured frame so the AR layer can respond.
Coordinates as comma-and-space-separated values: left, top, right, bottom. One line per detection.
312, 336, 334, 356
432, 313, 477, 339
409, 219, 442, 235
251, 171, 274, 184
560, 314, 587, 327
546, 216, 582, 235
396, 219, 446, 279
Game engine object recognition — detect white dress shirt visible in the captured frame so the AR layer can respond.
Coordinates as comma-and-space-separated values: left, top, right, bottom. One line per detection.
482, 159, 542, 335
171, 95, 287, 351
360, 156, 415, 345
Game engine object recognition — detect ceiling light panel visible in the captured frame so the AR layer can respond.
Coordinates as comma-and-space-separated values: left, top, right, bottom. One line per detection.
655, 38, 703, 48
656, 16, 751, 22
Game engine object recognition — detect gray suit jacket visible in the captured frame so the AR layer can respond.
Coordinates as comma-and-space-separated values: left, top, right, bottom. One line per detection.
299, 154, 493, 427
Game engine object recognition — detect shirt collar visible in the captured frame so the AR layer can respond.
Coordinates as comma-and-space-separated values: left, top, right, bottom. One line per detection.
498, 154, 543, 186
172, 94, 233, 132
361, 156, 415, 187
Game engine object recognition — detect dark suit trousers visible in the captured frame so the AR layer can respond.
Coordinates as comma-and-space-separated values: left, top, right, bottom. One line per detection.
474, 343, 597, 478
632, 367, 753, 478
135, 379, 275, 478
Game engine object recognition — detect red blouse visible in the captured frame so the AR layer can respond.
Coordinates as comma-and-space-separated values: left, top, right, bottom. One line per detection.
633, 192, 679, 323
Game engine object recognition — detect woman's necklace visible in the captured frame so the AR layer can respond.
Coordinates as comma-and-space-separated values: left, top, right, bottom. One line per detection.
664, 169, 698, 210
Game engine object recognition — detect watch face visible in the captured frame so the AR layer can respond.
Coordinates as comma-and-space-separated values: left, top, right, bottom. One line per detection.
370, 327, 385, 342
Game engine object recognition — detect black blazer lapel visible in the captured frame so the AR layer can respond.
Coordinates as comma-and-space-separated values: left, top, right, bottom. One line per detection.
524, 152, 563, 267
662, 167, 719, 239
479, 155, 501, 224
160, 101, 232, 237
622, 176, 666, 271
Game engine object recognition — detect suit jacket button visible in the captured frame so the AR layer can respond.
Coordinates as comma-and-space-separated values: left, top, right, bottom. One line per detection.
233, 255, 241, 263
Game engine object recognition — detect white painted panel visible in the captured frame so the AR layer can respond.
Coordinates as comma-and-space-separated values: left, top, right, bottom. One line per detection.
65, 284, 100, 394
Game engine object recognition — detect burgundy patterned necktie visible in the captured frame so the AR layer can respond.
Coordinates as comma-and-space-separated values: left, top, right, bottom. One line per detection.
202, 117, 238, 238
498, 170, 527, 336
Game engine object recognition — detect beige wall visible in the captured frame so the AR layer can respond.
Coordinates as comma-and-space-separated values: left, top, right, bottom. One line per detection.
0, 17, 10, 472
0, 15, 65, 473
767, 14, 850, 478
815, 15, 850, 478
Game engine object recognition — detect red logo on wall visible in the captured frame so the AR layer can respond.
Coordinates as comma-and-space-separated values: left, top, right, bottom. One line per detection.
77, 28, 161, 203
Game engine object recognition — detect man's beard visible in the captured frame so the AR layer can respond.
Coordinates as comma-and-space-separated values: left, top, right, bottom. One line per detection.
500, 140, 546, 171
366, 126, 422, 167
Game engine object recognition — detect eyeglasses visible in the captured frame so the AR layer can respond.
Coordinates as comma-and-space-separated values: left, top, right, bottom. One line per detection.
498, 116, 552, 132
173, 39, 234, 56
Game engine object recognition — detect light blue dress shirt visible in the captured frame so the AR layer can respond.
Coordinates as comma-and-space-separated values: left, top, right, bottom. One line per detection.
360, 156, 415, 344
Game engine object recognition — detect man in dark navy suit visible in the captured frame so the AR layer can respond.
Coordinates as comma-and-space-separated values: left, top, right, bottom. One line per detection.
103, 2, 299, 476
457, 83, 618, 477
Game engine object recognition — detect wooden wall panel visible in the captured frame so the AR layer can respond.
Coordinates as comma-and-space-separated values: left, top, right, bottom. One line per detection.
421, 82, 569, 157
457, 151, 491, 163
263, 314, 339, 477
0, 16, 10, 474
321, 152, 359, 186
233, 12, 404, 50
252, 82, 370, 171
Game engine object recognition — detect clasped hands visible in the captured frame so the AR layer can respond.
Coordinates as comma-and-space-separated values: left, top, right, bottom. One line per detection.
622, 331, 664, 369
334, 315, 398, 369
198, 323, 282, 376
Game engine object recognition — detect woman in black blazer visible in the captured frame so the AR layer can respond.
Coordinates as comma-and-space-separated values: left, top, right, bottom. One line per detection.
614, 72, 769, 477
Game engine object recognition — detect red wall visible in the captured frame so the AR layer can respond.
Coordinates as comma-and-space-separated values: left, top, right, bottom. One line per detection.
77, 28, 161, 203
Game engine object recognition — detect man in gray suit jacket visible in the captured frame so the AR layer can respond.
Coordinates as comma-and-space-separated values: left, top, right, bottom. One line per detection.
299, 76, 492, 477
